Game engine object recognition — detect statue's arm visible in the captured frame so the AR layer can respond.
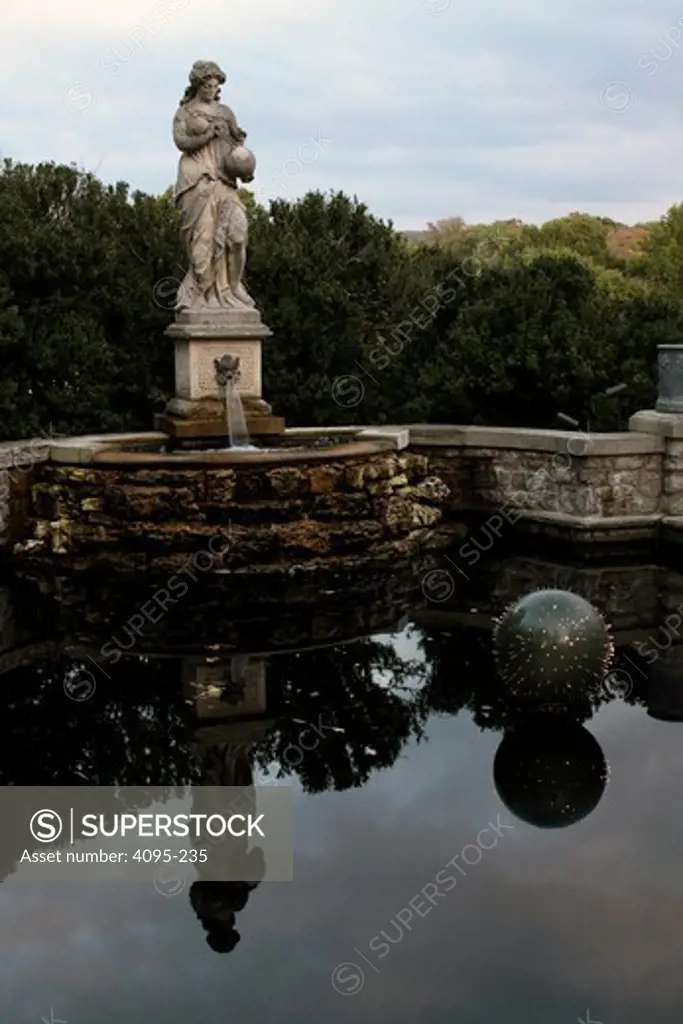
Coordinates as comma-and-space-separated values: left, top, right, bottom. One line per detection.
173, 108, 214, 153
222, 105, 247, 142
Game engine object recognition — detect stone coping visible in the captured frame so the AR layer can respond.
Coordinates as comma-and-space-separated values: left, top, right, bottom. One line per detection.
407, 423, 664, 454
0, 437, 54, 462
47, 432, 167, 465
462, 507, 661, 533
512, 509, 661, 528
88, 439, 389, 467
629, 410, 683, 439
0, 421, 666, 465
35, 426, 410, 466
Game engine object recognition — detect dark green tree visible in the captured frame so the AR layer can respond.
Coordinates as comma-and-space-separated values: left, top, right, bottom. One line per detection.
247, 191, 435, 426
0, 160, 182, 439
1, 161, 682, 438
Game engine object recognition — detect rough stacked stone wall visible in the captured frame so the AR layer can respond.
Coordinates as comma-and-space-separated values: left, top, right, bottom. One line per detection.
420, 446, 662, 518
0, 440, 49, 551
662, 439, 683, 515
2, 430, 676, 569
16, 451, 451, 572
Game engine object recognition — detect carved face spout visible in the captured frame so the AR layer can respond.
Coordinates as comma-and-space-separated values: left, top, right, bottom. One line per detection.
214, 354, 241, 388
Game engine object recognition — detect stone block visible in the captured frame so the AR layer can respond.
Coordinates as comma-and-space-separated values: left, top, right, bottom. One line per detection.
397, 453, 429, 477
366, 481, 394, 496
329, 521, 385, 552
312, 493, 373, 520
558, 487, 599, 517
308, 465, 343, 494
380, 496, 442, 535
267, 467, 308, 499
205, 469, 237, 503
276, 521, 333, 555
345, 464, 367, 490
364, 455, 399, 482
112, 486, 200, 522
203, 500, 305, 526
114, 469, 206, 488
666, 492, 683, 515
663, 473, 683, 495
398, 476, 450, 504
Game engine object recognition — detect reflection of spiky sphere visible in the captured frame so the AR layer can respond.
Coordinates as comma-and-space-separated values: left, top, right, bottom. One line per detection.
493, 718, 609, 828
493, 589, 613, 696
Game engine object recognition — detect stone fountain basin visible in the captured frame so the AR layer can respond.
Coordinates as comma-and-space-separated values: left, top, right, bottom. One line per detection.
46, 427, 409, 466
14, 425, 450, 575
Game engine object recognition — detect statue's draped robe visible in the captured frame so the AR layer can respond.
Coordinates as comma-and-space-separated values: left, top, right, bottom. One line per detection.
174, 108, 251, 309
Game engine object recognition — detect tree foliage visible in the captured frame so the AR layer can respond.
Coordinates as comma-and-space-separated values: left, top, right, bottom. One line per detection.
1, 159, 681, 439
634, 202, 683, 296
0, 159, 181, 438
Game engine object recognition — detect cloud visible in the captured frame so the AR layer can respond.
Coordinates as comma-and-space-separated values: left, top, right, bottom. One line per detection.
2, 0, 321, 34
2, 699, 683, 1022
1, 0, 683, 228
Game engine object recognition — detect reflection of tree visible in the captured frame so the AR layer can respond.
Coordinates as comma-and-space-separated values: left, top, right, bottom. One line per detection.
613, 645, 650, 707
415, 627, 486, 716
0, 655, 200, 884
254, 638, 429, 792
0, 635, 429, 795
0, 624, 653, 798
0, 655, 199, 787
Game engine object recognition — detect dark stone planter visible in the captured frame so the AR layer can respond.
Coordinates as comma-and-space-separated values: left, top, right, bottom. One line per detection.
656, 345, 683, 414
647, 663, 683, 721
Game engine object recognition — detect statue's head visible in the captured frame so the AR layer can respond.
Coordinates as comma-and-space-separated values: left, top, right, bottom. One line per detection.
181, 60, 226, 105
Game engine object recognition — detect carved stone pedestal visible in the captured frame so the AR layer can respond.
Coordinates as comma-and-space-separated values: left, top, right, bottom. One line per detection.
155, 308, 285, 439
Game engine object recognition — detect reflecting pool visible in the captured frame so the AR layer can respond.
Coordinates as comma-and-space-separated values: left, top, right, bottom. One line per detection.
0, 556, 680, 1023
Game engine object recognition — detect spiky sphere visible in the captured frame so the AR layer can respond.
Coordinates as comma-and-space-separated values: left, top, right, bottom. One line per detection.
493, 588, 613, 696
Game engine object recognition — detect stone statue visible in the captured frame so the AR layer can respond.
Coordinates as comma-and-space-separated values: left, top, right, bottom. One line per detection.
173, 60, 257, 312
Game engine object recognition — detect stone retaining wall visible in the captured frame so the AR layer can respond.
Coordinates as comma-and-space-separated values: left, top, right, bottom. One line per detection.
8, 414, 683, 568
14, 449, 451, 573
409, 424, 665, 543
0, 439, 50, 551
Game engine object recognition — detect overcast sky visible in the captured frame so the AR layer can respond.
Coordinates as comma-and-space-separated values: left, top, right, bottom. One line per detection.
2, 0, 683, 229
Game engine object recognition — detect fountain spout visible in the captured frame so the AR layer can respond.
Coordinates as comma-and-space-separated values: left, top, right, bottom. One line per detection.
214, 354, 241, 389
214, 355, 250, 448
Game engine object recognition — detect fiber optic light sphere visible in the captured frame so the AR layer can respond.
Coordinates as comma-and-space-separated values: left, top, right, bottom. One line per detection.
493, 718, 609, 828
493, 589, 613, 697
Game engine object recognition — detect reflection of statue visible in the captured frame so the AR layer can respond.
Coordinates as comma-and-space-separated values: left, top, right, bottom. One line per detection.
190, 732, 265, 953
190, 879, 260, 954
173, 60, 256, 311
493, 716, 608, 828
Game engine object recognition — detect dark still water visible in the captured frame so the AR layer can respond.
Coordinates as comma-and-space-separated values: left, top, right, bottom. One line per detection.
0, 556, 681, 1022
